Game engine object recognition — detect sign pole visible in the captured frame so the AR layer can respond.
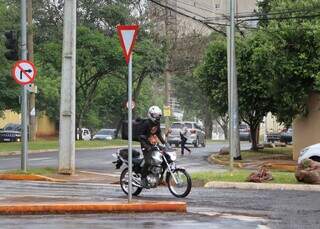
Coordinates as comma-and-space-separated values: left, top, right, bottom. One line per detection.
116, 24, 139, 203
21, 0, 28, 172
128, 53, 133, 203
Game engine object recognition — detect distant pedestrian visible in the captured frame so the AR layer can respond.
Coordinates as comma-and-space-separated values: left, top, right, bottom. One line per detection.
180, 126, 191, 156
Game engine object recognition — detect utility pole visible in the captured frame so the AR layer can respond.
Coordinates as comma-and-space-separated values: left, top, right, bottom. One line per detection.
20, 0, 28, 172
164, 0, 177, 131
59, 0, 77, 175
228, 0, 241, 171
27, 0, 36, 141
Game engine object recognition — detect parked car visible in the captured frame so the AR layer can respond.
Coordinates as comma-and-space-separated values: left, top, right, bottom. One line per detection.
93, 129, 116, 140
239, 123, 251, 141
76, 128, 91, 141
0, 123, 21, 142
267, 132, 281, 143
167, 122, 206, 148
280, 128, 293, 144
167, 122, 184, 147
298, 143, 320, 164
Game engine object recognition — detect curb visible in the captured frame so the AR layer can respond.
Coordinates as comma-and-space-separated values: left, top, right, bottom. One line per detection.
209, 154, 297, 172
0, 145, 140, 157
208, 155, 243, 168
0, 201, 187, 215
204, 181, 320, 192
0, 174, 65, 182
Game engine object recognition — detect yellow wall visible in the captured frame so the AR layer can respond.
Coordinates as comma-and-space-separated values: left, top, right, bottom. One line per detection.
0, 110, 57, 138
0, 110, 20, 128
36, 115, 57, 137
293, 93, 320, 160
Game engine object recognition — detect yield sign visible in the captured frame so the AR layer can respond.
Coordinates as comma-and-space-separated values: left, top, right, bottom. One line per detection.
11, 60, 37, 86
117, 25, 139, 64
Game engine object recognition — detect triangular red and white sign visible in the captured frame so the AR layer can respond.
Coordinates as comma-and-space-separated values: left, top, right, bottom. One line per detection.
117, 25, 139, 64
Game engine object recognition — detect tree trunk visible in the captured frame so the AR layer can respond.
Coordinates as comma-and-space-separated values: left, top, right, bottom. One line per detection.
250, 125, 259, 151
204, 112, 213, 139
76, 112, 84, 141
115, 117, 123, 139
217, 118, 228, 140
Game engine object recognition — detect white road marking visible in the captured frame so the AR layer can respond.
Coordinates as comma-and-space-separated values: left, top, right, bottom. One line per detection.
29, 157, 53, 161
79, 170, 120, 177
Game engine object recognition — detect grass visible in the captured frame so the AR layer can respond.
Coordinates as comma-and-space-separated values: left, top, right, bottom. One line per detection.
191, 169, 299, 184
0, 139, 138, 154
216, 146, 293, 161
4, 167, 57, 175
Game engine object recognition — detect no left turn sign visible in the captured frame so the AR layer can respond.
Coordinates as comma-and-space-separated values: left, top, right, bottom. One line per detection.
11, 60, 37, 85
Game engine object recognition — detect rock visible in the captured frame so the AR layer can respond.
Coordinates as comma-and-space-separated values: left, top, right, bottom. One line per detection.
247, 166, 273, 183
295, 159, 320, 184
219, 147, 229, 155
275, 142, 286, 147
257, 144, 264, 150
264, 143, 275, 148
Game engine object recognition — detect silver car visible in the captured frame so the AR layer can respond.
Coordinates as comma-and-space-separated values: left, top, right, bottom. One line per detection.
93, 129, 116, 140
167, 122, 206, 148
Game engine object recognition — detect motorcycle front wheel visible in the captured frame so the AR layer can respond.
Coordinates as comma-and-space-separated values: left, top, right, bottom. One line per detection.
120, 168, 143, 196
166, 168, 192, 198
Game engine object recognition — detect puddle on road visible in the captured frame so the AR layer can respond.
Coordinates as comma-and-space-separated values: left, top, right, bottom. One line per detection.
189, 208, 270, 229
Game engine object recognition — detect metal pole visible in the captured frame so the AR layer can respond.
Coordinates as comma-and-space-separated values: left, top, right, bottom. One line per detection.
165, 70, 170, 131
27, 0, 36, 141
227, 25, 233, 172
21, 0, 28, 172
128, 53, 133, 202
230, 0, 240, 158
59, 0, 76, 175
229, 0, 241, 165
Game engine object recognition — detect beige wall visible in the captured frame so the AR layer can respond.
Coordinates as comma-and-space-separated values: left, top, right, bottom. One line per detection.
36, 115, 57, 138
0, 110, 20, 128
293, 93, 320, 160
0, 110, 57, 138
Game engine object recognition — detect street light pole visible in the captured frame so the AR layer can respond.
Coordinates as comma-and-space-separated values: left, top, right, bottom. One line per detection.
21, 0, 28, 172
59, 0, 77, 175
228, 0, 241, 171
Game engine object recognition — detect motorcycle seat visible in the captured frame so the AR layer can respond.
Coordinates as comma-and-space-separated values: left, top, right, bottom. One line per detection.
132, 158, 144, 165
119, 148, 141, 160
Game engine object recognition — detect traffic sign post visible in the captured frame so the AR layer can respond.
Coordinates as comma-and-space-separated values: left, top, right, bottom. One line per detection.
117, 24, 139, 203
12, 60, 37, 85
11, 59, 37, 172
126, 100, 136, 110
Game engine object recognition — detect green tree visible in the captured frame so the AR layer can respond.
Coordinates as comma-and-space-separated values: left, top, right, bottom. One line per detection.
0, 1, 21, 118
196, 33, 276, 150
261, 0, 320, 126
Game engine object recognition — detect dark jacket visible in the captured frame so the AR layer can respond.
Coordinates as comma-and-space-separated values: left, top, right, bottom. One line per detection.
138, 119, 165, 150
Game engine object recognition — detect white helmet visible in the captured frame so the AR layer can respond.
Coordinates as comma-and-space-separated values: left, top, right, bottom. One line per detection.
148, 106, 162, 123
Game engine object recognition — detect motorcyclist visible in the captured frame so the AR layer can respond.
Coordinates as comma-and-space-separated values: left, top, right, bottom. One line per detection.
138, 105, 168, 188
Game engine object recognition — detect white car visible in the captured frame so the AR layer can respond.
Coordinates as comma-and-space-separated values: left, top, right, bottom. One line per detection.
93, 129, 116, 140
298, 143, 320, 164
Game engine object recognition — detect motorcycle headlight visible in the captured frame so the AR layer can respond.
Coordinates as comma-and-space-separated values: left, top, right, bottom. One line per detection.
167, 150, 177, 161
151, 151, 163, 165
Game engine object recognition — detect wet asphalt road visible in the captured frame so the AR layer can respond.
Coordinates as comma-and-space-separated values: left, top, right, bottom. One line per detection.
1, 142, 319, 228
0, 142, 239, 173
0, 181, 319, 229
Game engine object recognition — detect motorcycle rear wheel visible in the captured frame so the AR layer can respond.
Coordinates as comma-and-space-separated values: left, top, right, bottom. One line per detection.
166, 168, 192, 198
120, 168, 143, 196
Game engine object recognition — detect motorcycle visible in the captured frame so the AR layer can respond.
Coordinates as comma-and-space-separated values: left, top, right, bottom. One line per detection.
112, 145, 192, 198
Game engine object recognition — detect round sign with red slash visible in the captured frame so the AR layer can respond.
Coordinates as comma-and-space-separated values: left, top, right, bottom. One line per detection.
126, 100, 136, 109
11, 60, 37, 85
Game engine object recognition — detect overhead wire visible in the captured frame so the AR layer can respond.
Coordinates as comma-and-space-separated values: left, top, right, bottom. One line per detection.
148, 0, 227, 35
